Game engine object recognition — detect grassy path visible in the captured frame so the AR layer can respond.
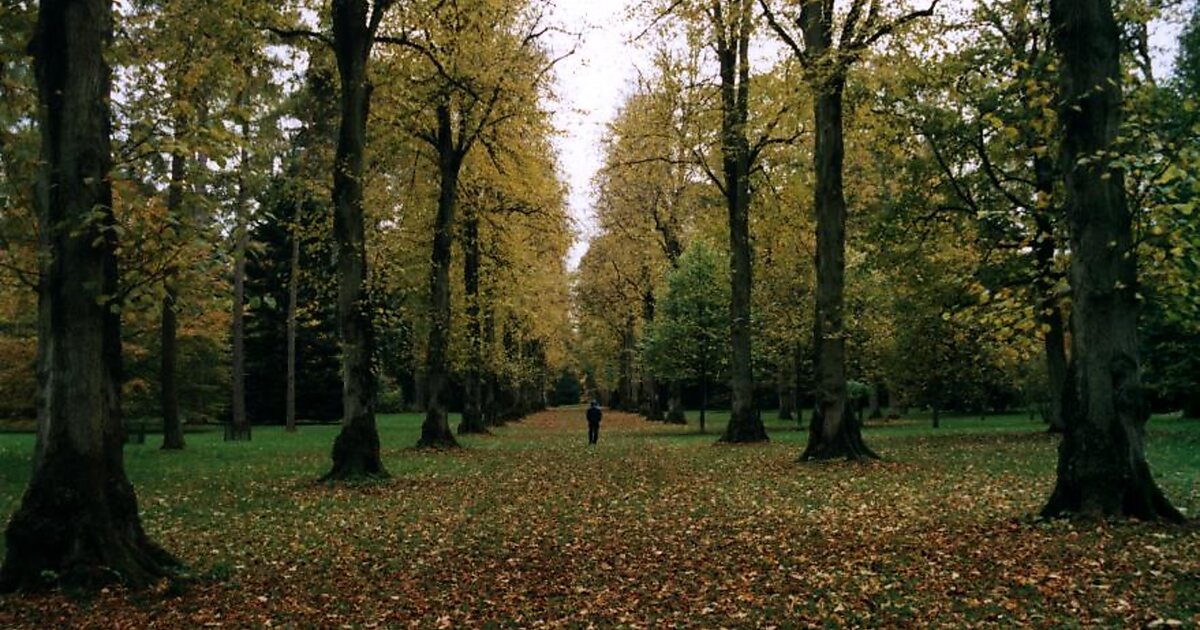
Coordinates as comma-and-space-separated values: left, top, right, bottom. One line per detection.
0, 408, 1197, 627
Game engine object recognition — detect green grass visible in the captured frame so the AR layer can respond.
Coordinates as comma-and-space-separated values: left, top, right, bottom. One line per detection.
0, 409, 1197, 628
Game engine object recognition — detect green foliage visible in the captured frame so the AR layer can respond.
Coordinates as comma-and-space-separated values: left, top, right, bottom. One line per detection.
642, 242, 731, 386
550, 369, 582, 406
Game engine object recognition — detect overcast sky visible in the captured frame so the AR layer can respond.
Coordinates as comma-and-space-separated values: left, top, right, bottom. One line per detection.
544, 1, 642, 269
543, 1, 1187, 270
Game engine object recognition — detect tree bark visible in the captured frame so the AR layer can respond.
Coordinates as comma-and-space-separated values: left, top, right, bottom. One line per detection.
228, 96, 251, 442
665, 381, 686, 424
801, 78, 877, 461
457, 200, 487, 435
160, 128, 186, 450
617, 315, 638, 411
1, 0, 178, 591
1041, 0, 1182, 521
866, 382, 881, 420
716, 0, 767, 443
778, 362, 796, 421
323, 0, 386, 478
285, 200, 301, 433
640, 289, 664, 421
1033, 156, 1068, 433
419, 103, 462, 449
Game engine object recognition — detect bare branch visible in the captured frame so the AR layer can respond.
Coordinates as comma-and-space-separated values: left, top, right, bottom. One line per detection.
633, 0, 689, 42
262, 25, 333, 48
850, 0, 939, 51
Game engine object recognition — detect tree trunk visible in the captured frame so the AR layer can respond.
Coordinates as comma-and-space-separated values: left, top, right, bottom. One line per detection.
414, 371, 427, 413
1, 0, 178, 591
419, 103, 461, 449
665, 382, 686, 424
716, 0, 766, 443
160, 132, 186, 450
285, 201, 301, 433
160, 288, 184, 447
801, 77, 876, 461
228, 100, 251, 443
1034, 156, 1068, 433
483, 305, 499, 425
640, 289, 664, 421
699, 361, 708, 434
778, 369, 796, 421
614, 316, 637, 412
1041, 0, 1181, 521
324, 0, 386, 479
866, 382, 882, 420
457, 201, 487, 435
932, 406, 940, 429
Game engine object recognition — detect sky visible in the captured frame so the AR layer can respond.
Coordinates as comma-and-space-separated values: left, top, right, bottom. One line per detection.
544, 1, 643, 270
543, 0, 1188, 271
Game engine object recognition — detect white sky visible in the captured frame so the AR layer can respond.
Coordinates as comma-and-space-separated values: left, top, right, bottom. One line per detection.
544, 0, 1188, 271
544, 0, 644, 270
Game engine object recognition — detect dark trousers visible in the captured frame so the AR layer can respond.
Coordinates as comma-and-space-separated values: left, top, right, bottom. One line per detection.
588, 422, 600, 445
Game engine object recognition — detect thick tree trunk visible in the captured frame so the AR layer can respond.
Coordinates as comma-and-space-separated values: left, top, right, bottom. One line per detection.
716, 1, 766, 443
160, 137, 186, 450
458, 202, 487, 435
419, 104, 461, 449
801, 79, 876, 461
285, 203, 301, 433
324, 0, 386, 479
1042, 0, 1181, 521
1, 0, 178, 591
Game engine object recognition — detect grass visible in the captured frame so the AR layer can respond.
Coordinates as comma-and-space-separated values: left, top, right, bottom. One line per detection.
0, 408, 1197, 628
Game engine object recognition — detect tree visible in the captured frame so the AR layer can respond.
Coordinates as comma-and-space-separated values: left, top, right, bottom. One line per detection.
650, 0, 789, 441
1039, 0, 1182, 521
706, 0, 767, 442
761, 0, 937, 460
901, 0, 1071, 432
322, 0, 396, 479
0, 0, 178, 591
643, 242, 731, 432
589, 58, 702, 422
383, 0, 564, 445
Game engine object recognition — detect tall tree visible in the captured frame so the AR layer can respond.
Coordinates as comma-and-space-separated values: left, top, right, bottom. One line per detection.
643, 242, 731, 433
323, 0, 396, 478
0, 0, 178, 591
761, 0, 937, 459
710, 0, 767, 442
228, 84, 253, 441
388, 0, 564, 445
1040, 0, 1182, 521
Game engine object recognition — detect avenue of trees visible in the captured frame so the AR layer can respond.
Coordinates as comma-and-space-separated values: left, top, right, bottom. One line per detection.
577, 0, 1196, 505
0, 0, 1195, 592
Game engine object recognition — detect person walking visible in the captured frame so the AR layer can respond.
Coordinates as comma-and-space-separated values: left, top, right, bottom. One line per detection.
586, 400, 602, 446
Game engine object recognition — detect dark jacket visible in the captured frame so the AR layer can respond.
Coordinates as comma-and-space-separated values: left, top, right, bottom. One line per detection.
586, 405, 602, 424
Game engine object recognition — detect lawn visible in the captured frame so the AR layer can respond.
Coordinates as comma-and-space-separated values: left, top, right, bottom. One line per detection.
0, 409, 1197, 628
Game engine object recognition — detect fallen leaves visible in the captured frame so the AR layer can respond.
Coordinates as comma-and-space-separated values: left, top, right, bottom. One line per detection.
0, 410, 1197, 628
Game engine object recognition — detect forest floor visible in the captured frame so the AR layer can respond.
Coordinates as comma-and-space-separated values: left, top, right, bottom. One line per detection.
0, 408, 1198, 628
